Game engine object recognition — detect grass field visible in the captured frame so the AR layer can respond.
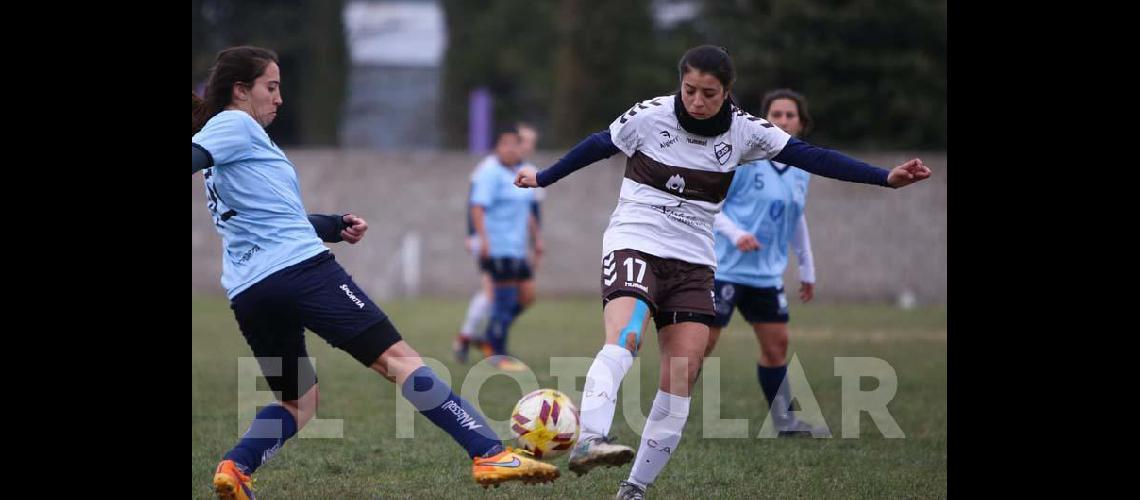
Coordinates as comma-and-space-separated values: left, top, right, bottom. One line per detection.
192, 296, 946, 499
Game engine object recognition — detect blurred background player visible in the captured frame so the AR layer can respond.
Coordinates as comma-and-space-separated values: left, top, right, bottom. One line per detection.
466, 126, 538, 371
455, 123, 545, 364
705, 88, 828, 437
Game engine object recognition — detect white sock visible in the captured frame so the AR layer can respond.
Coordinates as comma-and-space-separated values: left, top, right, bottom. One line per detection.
579, 344, 634, 440
459, 290, 491, 339
628, 390, 691, 489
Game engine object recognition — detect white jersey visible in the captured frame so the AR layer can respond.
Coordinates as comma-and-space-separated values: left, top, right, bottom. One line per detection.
602, 94, 792, 267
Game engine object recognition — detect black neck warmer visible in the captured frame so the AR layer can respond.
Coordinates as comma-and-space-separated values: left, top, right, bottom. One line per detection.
673, 91, 734, 137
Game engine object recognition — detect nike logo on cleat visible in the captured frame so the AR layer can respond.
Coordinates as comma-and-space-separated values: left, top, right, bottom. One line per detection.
483, 457, 521, 467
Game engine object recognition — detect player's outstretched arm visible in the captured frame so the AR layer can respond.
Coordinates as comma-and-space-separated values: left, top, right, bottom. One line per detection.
773, 138, 931, 188
515, 130, 620, 188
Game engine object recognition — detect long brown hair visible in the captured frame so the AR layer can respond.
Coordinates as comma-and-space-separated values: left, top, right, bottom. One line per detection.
191, 46, 279, 135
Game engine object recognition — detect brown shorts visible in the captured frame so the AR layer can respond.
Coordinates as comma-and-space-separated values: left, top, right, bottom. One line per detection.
601, 249, 716, 331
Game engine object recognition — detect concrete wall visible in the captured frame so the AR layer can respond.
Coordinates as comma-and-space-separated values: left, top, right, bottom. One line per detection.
192, 150, 946, 304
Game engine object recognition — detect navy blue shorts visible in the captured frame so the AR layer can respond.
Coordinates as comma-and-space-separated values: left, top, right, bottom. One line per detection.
479, 256, 533, 282
711, 280, 790, 327
230, 251, 401, 400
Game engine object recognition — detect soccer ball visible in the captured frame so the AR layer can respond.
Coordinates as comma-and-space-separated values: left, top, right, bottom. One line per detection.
509, 388, 580, 459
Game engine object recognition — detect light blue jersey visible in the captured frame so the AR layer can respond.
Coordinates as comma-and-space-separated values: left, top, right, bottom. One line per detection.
469, 155, 534, 258
714, 160, 810, 287
192, 110, 328, 298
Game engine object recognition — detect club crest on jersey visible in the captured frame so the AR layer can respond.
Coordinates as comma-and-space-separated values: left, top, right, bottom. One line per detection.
666, 174, 686, 193
715, 142, 733, 165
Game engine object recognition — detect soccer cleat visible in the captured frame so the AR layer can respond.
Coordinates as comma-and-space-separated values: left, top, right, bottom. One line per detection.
472, 447, 560, 488
490, 356, 530, 372
213, 459, 255, 500
453, 334, 470, 364
615, 480, 646, 500
568, 435, 635, 476
479, 341, 495, 359
775, 417, 832, 438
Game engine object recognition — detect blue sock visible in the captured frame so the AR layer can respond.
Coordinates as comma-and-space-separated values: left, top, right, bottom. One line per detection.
223, 403, 298, 474
757, 364, 792, 412
401, 365, 503, 458
483, 286, 519, 355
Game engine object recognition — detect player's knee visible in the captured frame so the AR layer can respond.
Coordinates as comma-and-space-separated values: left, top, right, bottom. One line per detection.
284, 384, 319, 428
519, 290, 536, 309
373, 341, 425, 384
760, 349, 786, 366
771, 337, 789, 361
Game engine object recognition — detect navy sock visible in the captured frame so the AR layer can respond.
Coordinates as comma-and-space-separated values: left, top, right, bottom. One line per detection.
401, 365, 503, 458
757, 364, 792, 412
484, 286, 519, 355
223, 403, 298, 474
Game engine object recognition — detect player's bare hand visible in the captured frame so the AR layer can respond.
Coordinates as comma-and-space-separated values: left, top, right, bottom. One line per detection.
515, 166, 539, 188
735, 234, 761, 252
534, 236, 546, 257
341, 214, 368, 244
887, 158, 932, 188
799, 282, 815, 303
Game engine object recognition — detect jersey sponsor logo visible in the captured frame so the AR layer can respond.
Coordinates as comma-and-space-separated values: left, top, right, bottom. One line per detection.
658, 134, 679, 149
624, 151, 734, 204
652, 204, 710, 231
235, 244, 262, 265
339, 284, 366, 309
686, 137, 707, 146
746, 134, 774, 152
715, 142, 733, 165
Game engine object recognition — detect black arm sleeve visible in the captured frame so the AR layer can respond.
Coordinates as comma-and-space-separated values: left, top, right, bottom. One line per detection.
308, 214, 348, 243
192, 143, 214, 174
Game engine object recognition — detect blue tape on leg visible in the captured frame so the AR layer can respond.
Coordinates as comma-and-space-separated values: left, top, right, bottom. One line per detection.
615, 300, 649, 354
